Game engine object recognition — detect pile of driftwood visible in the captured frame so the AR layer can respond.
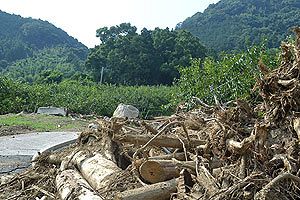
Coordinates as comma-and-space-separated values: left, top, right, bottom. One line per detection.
2, 29, 300, 200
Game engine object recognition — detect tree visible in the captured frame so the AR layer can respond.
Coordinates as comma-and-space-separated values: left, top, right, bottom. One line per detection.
86, 24, 207, 85
36, 70, 63, 84
96, 23, 137, 44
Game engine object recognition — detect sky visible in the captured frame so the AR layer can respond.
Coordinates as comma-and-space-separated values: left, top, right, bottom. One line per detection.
0, 0, 219, 48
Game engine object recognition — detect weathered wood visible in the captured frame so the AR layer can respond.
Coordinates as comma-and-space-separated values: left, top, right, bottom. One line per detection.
148, 152, 186, 161
293, 118, 300, 141
196, 166, 219, 197
114, 134, 206, 148
139, 160, 180, 183
114, 178, 177, 200
254, 173, 300, 200
227, 134, 255, 154
71, 151, 121, 191
56, 169, 103, 200
176, 169, 193, 199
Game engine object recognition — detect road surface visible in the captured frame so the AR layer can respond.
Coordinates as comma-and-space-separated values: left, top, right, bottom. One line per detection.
0, 132, 78, 174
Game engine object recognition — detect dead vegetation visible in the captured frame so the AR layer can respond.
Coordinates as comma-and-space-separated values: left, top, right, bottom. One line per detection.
2, 28, 300, 200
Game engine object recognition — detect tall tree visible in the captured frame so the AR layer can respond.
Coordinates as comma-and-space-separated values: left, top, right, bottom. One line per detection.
86, 24, 207, 85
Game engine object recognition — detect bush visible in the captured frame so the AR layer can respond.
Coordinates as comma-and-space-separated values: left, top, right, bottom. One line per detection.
0, 78, 176, 118
175, 45, 279, 104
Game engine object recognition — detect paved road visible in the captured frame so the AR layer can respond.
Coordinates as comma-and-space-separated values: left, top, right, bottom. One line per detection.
0, 132, 79, 174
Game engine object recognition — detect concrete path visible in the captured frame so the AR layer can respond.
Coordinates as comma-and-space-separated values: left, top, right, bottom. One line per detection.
0, 132, 79, 174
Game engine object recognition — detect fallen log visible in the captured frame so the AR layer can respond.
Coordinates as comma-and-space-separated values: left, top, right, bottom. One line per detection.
114, 178, 177, 200
149, 152, 186, 161
56, 169, 103, 200
114, 134, 206, 148
70, 151, 122, 191
136, 158, 196, 183
139, 160, 180, 183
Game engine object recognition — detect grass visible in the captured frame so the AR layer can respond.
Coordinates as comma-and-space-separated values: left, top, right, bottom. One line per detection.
0, 114, 89, 132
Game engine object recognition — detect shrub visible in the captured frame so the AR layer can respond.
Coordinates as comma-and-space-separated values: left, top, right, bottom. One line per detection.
0, 78, 175, 118
175, 45, 279, 104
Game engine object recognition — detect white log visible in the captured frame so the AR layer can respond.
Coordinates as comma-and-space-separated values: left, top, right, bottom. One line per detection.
114, 178, 177, 200
71, 151, 122, 191
56, 169, 103, 200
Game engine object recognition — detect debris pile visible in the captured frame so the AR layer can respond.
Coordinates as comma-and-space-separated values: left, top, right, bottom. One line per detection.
2, 29, 300, 200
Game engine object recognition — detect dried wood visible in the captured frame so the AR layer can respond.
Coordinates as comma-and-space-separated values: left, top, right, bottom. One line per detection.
196, 166, 219, 197
254, 173, 300, 200
176, 169, 194, 199
71, 151, 121, 191
149, 152, 186, 161
56, 169, 103, 200
114, 178, 177, 200
227, 134, 255, 154
139, 160, 180, 183
293, 118, 300, 141
114, 134, 205, 148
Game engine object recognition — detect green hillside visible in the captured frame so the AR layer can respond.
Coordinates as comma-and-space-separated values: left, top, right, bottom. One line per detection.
179, 0, 300, 52
4, 46, 87, 83
0, 10, 88, 81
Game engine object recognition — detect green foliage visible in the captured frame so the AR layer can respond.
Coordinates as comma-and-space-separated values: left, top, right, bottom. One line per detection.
86, 23, 207, 85
175, 45, 280, 104
0, 77, 175, 118
0, 10, 88, 77
3, 46, 88, 83
180, 0, 300, 52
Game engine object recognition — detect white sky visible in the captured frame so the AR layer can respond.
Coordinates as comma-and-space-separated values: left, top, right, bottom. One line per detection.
0, 0, 219, 48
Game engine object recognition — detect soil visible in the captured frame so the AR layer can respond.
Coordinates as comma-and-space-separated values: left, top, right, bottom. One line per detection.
0, 125, 34, 137
0, 113, 91, 137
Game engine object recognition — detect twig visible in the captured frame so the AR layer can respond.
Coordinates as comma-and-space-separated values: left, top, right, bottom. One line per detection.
210, 173, 264, 200
254, 173, 300, 199
32, 185, 56, 199
133, 121, 188, 159
176, 135, 188, 161
192, 96, 214, 108
140, 121, 158, 134
6, 191, 22, 200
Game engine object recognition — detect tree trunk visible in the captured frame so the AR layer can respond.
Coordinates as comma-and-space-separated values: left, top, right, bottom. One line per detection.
114, 178, 177, 200
71, 151, 121, 192
114, 134, 205, 148
56, 169, 103, 200
139, 160, 180, 183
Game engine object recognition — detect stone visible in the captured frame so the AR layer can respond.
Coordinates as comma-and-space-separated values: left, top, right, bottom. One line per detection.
112, 103, 139, 119
88, 123, 99, 131
37, 106, 67, 116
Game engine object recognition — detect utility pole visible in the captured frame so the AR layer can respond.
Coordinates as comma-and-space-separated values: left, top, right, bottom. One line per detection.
100, 67, 104, 84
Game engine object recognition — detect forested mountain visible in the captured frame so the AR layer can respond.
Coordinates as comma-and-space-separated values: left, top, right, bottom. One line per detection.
179, 0, 300, 52
0, 10, 88, 81
4, 46, 87, 83
86, 23, 207, 85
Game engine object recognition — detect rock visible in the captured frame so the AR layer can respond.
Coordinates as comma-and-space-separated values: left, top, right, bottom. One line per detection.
112, 104, 139, 119
88, 123, 99, 131
37, 106, 67, 116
